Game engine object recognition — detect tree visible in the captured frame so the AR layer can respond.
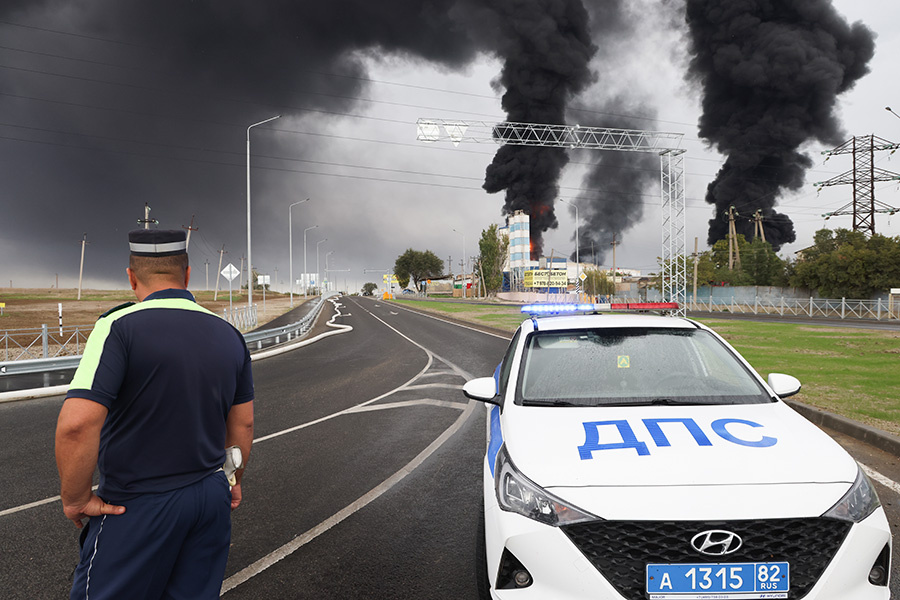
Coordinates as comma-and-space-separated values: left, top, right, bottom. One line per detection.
394, 249, 444, 292
361, 282, 378, 296
582, 268, 616, 297
791, 228, 900, 297
476, 224, 509, 296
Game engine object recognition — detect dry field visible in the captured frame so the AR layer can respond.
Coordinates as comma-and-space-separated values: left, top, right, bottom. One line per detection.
0, 288, 300, 333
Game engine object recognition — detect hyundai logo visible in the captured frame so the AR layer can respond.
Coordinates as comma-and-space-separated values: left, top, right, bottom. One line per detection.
691, 530, 742, 556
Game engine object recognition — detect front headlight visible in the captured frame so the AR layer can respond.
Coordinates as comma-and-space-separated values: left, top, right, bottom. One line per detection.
494, 445, 598, 526
823, 465, 881, 522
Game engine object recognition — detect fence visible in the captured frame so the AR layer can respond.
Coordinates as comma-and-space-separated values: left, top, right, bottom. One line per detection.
1, 324, 93, 362
0, 295, 331, 376
685, 296, 899, 320
223, 304, 258, 330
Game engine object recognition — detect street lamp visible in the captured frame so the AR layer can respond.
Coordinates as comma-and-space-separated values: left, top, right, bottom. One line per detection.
451, 227, 466, 299
288, 198, 310, 308
303, 225, 318, 298
325, 250, 335, 294
316, 238, 328, 296
559, 197, 580, 289
887, 107, 900, 121
247, 114, 281, 310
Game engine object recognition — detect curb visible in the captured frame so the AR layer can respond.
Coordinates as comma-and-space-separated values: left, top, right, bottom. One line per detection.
785, 399, 900, 457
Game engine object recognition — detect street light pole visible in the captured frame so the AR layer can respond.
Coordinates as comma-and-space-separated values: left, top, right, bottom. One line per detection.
452, 227, 466, 298
559, 198, 580, 289
325, 250, 335, 294
247, 114, 281, 311
288, 198, 310, 308
316, 238, 328, 296
303, 225, 318, 298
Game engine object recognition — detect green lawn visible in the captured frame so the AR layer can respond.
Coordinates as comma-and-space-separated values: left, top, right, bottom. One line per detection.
393, 299, 900, 434
699, 319, 900, 435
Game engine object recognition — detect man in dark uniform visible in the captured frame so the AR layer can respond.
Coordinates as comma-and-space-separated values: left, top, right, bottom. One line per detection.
55, 229, 254, 600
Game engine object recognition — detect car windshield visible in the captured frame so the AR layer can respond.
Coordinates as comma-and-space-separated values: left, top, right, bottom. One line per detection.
517, 327, 771, 407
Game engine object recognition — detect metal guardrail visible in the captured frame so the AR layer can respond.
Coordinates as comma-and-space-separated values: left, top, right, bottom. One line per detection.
0, 295, 333, 376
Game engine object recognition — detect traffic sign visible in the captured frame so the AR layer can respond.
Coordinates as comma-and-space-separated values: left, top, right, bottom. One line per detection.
221, 263, 240, 281
579, 272, 587, 281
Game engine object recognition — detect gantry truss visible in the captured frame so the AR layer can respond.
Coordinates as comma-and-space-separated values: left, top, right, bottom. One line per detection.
814, 135, 900, 235
417, 118, 688, 314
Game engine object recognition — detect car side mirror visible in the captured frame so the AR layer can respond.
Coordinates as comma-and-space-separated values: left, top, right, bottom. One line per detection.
767, 373, 801, 399
463, 377, 500, 405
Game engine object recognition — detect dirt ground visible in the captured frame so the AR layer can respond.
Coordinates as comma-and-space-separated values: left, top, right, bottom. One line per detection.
0, 288, 303, 333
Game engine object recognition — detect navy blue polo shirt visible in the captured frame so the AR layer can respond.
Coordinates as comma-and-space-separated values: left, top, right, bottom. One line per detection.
67, 289, 254, 500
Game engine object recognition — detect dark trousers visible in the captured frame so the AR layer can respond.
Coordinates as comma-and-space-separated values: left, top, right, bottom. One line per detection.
70, 472, 231, 600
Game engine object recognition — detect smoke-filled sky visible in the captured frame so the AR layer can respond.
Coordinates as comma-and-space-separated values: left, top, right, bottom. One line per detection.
0, 0, 897, 292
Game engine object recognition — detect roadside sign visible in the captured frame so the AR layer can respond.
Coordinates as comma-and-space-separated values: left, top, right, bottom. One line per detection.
523, 269, 567, 288
891, 288, 900, 295
221, 263, 240, 281
258, 275, 271, 285
579, 272, 587, 281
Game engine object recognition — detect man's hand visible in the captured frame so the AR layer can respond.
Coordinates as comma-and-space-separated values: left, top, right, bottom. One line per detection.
63, 493, 126, 528
230, 483, 243, 511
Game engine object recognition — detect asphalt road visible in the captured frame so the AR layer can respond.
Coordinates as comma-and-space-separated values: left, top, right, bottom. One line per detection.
0, 296, 897, 598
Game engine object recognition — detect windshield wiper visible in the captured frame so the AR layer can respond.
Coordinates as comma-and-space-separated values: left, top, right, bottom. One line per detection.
523, 399, 583, 407
600, 398, 710, 407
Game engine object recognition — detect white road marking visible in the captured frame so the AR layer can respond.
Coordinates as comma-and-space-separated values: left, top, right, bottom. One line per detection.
344, 399, 465, 413
221, 401, 476, 594
385, 299, 513, 340
402, 383, 464, 391
861, 463, 900, 497
0, 485, 98, 518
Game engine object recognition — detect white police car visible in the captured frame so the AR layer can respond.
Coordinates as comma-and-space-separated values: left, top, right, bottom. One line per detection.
463, 303, 891, 600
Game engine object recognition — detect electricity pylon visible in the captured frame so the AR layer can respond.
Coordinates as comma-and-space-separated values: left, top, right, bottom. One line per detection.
815, 135, 900, 235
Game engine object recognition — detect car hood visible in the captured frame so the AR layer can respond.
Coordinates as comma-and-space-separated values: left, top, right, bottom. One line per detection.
502, 402, 858, 519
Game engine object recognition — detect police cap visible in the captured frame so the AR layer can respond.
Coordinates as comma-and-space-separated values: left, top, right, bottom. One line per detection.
128, 229, 187, 257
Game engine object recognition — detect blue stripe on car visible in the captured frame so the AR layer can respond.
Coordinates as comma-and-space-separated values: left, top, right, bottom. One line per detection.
488, 405, 503, 476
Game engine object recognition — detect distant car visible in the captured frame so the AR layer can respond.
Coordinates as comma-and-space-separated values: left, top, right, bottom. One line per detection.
401, 289, 415, 295
464, 302, 891, 600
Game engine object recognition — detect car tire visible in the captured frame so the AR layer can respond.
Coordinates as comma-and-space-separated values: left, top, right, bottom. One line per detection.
475, 496, 492, 600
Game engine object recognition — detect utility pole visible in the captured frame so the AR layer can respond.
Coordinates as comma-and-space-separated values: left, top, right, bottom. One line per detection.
138, 203, 158, 229
610, 233, 619, 286
204, 259, 210, 291
239, 255, 245, 292
727, 206, 742, 270
752, 210, 767, 243
182, 215, 198, 250
815, 134, 900, 234
214, 246, 225, 301
77, 233, 88, 300
274, 267, 279, 292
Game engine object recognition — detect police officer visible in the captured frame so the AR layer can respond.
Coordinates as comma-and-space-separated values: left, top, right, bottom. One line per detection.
55, 229, 254, 600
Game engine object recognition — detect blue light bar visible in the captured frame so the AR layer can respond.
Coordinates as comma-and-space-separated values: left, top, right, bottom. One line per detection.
520, 302, 679, 316
520, 303, 607, 315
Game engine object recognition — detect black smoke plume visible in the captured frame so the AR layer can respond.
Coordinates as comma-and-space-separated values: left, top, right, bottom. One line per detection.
569, 101, 660, 265
685, 0, 875, 250
477, 0, 598, 259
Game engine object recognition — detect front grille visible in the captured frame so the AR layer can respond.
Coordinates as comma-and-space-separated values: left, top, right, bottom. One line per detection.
561, 518, 851, 600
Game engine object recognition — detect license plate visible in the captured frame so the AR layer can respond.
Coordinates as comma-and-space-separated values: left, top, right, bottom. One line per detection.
646, 562, 789, 599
